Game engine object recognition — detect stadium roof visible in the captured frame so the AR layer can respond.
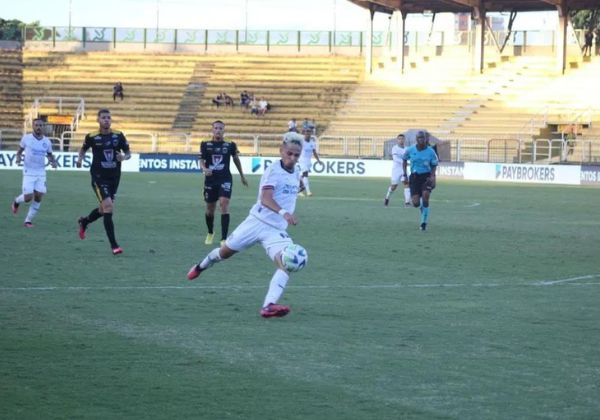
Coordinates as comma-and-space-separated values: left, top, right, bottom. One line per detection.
348, 0, 600, 15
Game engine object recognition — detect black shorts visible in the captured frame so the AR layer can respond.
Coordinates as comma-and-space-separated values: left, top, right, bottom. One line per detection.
91, 175, 120, 202
204, 180, 232, 203
409, 172, 434, 196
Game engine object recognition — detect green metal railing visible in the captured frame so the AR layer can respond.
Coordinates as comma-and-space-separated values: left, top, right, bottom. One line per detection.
21, 26, 369, 52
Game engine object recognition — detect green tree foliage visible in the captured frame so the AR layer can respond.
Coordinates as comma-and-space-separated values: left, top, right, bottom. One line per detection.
570, 9, 599, 29
0, 18, 41, 41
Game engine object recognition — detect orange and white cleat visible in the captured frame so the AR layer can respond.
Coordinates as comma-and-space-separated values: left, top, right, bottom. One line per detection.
260, 303, 290, 318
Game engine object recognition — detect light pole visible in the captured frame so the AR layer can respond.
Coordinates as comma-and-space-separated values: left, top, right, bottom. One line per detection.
68, 0, 72, 33
244, 0, 249, 43
156, 0, 160, 35
333, 0, 336, 33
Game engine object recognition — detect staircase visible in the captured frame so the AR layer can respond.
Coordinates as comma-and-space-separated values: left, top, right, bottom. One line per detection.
172, 62, 213, 131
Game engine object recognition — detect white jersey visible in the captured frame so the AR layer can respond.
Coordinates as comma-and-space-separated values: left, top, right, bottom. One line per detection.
391, 144, 407, 165
300, 138, 317, 164
249, 160, 301, 230
20, 134, 53, 176
390, 144, 408, 183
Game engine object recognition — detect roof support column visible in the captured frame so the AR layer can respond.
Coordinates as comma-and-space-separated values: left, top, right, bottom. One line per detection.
471, 1, 486, 74
397, 9, 407, 74
555, 1, 568, 74
366, 5, 376, 75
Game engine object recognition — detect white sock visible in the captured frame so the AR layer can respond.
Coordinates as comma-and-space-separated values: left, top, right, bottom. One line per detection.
25, 201, 40, 223
263, 269, 289, 307
404, 188, 411, 203
303, 176, 311, 194
385, 187, 394, 200
15, 194, 25, 204
199, 247, 222, 269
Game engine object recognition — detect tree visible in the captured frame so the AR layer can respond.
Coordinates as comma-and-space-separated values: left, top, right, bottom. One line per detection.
570, 9, 599, 30
0, 18, 42, 41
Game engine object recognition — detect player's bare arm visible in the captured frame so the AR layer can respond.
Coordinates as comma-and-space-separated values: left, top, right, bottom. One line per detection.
233, 155, 248, 186
313, 150, 321, 164
15, 147, 24, 165
47, 152, 58, 168
76, 146, 86, 168
428, 166, 437, 188
198, 156, 212, 176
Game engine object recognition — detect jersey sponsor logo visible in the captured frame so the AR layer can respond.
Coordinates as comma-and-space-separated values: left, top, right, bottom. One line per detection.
282, 183, 300, 195
211, 155, 224, 170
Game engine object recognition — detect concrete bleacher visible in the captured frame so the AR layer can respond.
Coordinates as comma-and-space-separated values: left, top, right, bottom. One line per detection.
326, 56, 562, 140
0, 49, 24, 146
189, 55, 363, 135
3, 47, 598, 161
17, 51, 363, 152
324, 54, 600, 161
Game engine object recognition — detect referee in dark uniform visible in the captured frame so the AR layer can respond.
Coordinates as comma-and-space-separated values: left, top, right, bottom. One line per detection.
76, 109, 131, 255
199, 120, 248, 245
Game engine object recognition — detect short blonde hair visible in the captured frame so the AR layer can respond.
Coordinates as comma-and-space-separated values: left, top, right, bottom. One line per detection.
282, 131, 304, 148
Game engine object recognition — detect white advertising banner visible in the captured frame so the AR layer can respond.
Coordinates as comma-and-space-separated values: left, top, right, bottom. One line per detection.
0, 151, 140, 172
464, 162, 581, 185
240, 156, 391, 177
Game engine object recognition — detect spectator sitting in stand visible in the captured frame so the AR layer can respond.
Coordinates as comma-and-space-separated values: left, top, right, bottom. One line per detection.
113, 82, 124, 102
223, 93, 234, 107
240, 90, 251, 108
250, 96, 259, 115
212, 92, 225, 108
288, 118, 297, 132
258, 98, 270, 116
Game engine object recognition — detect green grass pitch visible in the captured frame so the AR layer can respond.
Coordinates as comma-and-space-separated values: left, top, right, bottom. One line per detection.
1, 170, 599, 419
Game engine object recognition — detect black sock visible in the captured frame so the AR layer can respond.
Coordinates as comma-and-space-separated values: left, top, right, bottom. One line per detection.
86, 207, 103, 225
205, 214, 214, 234
221, 213, 230, 240
103, 213, 119, 249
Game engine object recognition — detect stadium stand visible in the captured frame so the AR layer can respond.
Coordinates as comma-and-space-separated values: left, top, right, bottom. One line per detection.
1, 46, 598, 161
16, 51, 363, 152
0, 48, 24, 147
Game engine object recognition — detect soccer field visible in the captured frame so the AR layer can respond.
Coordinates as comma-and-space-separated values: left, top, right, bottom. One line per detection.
1, 171, 599, 419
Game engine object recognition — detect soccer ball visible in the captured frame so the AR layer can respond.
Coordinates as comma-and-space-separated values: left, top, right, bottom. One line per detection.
280, 244, 308, 272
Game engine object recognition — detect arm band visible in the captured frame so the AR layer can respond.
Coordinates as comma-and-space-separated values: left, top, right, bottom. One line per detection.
278, 209, 288, 216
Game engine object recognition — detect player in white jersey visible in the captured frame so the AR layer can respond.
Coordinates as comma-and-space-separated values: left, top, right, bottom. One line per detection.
187, 132, 306, 318
11, 118, 58, 227
298, 126, 321, 197
384, 134, 411, 207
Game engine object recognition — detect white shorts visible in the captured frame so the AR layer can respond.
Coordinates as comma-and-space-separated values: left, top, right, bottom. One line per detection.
390, 165, 406, 185
226, 215, 293, 261
22, 174, 47, 194
299, 159, 312, 173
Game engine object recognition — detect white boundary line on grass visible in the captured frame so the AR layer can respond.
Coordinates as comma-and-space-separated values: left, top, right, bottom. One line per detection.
2, 274, 600, 292
532, 273, 600, 286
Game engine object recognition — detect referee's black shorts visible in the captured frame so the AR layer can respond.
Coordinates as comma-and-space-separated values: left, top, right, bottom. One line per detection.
409, 172, 434, 196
